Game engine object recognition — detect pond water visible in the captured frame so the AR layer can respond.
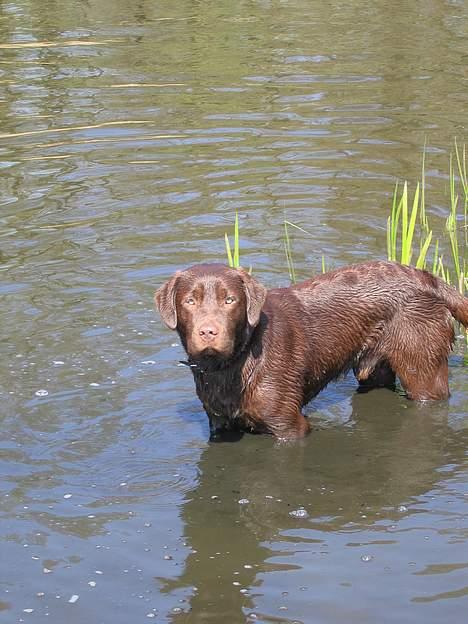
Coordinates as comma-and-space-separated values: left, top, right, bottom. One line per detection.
0, 0, 467, 622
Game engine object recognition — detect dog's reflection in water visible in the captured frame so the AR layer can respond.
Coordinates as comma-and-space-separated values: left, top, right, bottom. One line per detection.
157, 392, 463, 621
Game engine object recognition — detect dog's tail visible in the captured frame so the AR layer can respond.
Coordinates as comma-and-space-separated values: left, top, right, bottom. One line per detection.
438, 280, 468, 326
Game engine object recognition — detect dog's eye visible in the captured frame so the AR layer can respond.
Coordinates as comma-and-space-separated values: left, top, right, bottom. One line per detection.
225, 296, 236, 304
185, 297, 195, 305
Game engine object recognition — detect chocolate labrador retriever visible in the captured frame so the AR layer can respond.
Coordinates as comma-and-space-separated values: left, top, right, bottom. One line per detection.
155, 261, 468, 439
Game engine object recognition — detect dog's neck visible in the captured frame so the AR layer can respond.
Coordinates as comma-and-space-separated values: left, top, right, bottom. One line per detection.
185, 327, 261, 430
176, 319, 266, 433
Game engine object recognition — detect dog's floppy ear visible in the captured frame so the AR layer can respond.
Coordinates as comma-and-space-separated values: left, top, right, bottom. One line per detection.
154, 273, 181, 330
237, 269, 267, 327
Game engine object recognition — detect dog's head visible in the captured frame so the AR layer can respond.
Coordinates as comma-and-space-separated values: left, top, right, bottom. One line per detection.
155, 264, 267, 364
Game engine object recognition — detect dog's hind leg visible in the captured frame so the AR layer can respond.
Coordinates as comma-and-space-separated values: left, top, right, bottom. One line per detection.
386, 298, 454, 401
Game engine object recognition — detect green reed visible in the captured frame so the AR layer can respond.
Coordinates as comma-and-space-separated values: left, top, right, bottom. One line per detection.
387, 181, 434, 270
387, 142, 467, 299
283, 221, 311, 283
224, 211, 240, 268
283, 221, 296, 284
447, 141, 467, 294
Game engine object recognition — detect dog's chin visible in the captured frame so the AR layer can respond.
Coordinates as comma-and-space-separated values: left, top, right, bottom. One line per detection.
188, 345, 233, 368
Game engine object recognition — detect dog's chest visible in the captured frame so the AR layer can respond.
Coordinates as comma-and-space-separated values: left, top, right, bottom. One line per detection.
192, 368, 250, 427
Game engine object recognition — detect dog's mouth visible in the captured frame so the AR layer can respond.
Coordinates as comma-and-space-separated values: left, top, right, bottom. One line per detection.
184, 342, 236, 371
189, 345, 232, 361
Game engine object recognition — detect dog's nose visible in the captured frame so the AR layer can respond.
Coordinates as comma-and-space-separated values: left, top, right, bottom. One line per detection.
198, 324, 219, 341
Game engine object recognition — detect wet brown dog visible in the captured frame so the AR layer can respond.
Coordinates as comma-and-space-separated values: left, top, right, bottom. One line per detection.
155, 261, 468, 439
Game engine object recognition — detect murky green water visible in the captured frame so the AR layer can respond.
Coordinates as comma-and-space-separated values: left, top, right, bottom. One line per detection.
0, 0, 467, 622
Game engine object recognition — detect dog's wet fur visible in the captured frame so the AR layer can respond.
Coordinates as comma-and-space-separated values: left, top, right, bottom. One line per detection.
155, 261, 468, 439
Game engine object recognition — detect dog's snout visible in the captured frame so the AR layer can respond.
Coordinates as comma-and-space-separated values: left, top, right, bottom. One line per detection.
198, 323, 219, 341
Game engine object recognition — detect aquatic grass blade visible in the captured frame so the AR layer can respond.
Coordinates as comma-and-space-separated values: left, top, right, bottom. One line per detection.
437, 256, 446, 280
283, 221, 296, 284
388, 182, 401, 261
224, 211, 240, 268
283, 220, 311, 236
420, 140, 428, 233
454, 140, 468, 208
233, 211, 240, 268
432, 239, 440, 275
386, 215, 392, 261
224, 232, 234, 267
394, 189, 404, 261
400, 182, 408, 263
416, 230, 432, 269
282, 220, 312, 283
401, 182, 419, 265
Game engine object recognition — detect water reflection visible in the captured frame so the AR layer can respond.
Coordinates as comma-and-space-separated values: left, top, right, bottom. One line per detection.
162, 391, 466, 622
